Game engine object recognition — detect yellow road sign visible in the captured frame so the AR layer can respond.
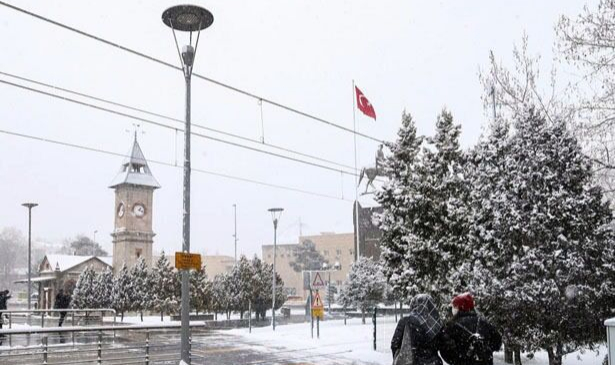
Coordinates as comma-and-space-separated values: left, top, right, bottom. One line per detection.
312, 291, 324, 308
175, 252, 202, 270
311, 307, 324, 319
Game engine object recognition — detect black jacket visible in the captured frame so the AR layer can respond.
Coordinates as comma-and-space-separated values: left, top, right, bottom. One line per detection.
439, 311, 502, 365
391, 315, 443, 365
0, 291, 10, 310
54, 293, 71, 310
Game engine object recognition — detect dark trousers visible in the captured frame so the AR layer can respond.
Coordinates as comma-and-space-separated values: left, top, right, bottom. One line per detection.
58, 311, 67, 327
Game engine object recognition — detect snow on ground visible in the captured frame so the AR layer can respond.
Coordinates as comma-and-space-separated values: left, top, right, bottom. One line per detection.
228, 316, 608, 365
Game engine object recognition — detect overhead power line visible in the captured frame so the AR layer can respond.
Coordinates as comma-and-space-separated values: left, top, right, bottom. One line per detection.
0, 78, 359, 177
0, 128, 352, 202
0, 70, 357, 173
0, 1, 384, 144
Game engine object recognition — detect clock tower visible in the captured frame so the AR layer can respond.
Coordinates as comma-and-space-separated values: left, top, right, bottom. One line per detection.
109, 136, 160, 273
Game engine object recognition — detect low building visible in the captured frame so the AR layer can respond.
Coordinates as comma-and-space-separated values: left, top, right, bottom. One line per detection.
262, 232, 355, 300
21, 254, 112, 310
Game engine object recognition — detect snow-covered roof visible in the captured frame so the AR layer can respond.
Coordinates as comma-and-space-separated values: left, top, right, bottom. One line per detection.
109, 137, 160, 189
41, 254, 112, 273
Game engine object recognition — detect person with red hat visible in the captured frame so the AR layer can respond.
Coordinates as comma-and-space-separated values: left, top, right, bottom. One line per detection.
439, 293, 502, 365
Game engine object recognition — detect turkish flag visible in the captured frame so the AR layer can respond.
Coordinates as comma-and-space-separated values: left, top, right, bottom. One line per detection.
355, 86, 376, 120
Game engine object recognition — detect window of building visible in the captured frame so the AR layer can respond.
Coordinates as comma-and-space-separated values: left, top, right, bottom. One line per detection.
349, 249, 353, 255
336, 249, 342, 255
135, 248, 142, 258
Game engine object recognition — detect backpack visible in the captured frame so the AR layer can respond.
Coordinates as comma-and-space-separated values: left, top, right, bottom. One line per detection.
455, 316, 492, 363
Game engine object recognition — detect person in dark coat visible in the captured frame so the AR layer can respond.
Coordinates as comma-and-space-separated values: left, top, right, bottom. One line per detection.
0, 290, 11, 331
391, 294, 443, 365
54, 289, 71, 327
439, 293, 502, 365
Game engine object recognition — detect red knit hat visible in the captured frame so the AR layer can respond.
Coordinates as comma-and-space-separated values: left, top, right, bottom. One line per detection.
452, 293, 475, 312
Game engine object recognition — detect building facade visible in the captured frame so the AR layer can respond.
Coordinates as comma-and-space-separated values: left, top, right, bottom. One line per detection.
109, 136, 160, 273
262, 232, 355, 299
29, 254, 112, 310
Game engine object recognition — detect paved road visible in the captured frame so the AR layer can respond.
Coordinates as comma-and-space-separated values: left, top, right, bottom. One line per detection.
0, 328, 377, 365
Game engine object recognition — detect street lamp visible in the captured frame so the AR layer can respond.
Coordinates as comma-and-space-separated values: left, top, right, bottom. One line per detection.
22, 202, 38, 316
161, 5, 213, 364
268, 207, 284, 331
93, 230, 98, 256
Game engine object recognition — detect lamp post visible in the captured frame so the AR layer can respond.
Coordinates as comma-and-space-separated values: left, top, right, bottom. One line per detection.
161, 5, 213, 364
93, 230, 98, 256
233, 204, 237, 262
268, 207, 284, 331
22, 202, 38, 316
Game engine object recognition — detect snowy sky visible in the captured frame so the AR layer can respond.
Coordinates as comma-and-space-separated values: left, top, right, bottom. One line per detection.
0, 1, 590, 258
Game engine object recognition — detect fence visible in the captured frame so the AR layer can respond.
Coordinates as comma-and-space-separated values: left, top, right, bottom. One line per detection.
1, 308, 116, 329
0, 324, 207, 365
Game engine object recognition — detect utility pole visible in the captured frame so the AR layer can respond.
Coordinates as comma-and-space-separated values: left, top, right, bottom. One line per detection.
233, 204, 237, 262
22, 202, 38, 319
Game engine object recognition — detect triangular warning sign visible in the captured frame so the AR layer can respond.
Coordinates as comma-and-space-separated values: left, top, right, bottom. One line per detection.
312, 272, 325, 288
312, 292, 324, 308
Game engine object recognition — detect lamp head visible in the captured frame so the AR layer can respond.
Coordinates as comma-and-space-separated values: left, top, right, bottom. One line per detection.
162, 5, 213, 32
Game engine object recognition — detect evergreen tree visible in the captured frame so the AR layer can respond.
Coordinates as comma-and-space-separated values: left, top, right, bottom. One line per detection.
129, 258, 150, 322
289, 239, 328, 272
210, 273, 230, 320
93, 266, 114, 309
112, 263, 132, 321
339, 257, 385, 324
376, 109, 469, 305
251, 256, 285, 320
490, 110, 615, 364
228, 256, 254, 318
71, 266, 97, 309
190, 264, 210, 315
150, 252, 179, 321
375, 112, 423, 299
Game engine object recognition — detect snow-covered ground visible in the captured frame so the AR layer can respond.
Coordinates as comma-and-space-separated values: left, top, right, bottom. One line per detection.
228, 316, 608, 365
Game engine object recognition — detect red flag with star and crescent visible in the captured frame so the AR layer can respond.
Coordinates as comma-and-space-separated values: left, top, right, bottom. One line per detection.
355, 86, 376, 120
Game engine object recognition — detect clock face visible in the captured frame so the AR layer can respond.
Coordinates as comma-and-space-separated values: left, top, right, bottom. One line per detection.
117, 203, 125, 218
133, 204, 146, 218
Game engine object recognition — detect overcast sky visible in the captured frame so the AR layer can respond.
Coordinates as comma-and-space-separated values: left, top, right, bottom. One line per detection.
0, 1, 590, 259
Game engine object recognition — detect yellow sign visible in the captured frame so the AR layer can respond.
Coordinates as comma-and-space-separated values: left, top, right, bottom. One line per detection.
312, 307, 324, 319
175, 252, 202, 270
311, 291, 324, 318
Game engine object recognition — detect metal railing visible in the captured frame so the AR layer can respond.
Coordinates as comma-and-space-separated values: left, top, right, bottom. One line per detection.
0, 324, 206, 365
1, 308, 116, 329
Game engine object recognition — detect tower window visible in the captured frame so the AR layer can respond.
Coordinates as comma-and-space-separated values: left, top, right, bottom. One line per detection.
135, 248, 143, 258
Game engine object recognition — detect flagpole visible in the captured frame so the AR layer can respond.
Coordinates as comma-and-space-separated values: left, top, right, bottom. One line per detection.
352, 79, 360, 261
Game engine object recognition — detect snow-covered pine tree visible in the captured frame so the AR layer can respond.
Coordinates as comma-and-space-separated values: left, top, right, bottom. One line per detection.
112, 263, 132, 321
495, 109, 615, 365
190, 264, 210, 315
250, 255, 268, 320
376, 109, 470, 305
71, 266, 97, 309
375, 112, 423, 299
129, 258, 150, 322
339, 257, 385, 324
150, 252, 179, 321
210, 273, 229, 320
93, 266, 114, 309
228, 256, 254, 318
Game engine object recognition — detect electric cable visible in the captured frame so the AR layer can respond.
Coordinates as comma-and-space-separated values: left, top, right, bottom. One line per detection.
0, 70, 357, 173
0, 1, 384, 144
0, 128, 352, 202
0, 78, 358, 177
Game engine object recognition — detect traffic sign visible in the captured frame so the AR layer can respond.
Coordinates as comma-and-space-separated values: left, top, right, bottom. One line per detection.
311, 291, 324, 319
175, 252, 202, 270
311, 272, 326, 289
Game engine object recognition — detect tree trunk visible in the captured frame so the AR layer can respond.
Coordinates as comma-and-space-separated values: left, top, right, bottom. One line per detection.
121, 312, 124, 322
140, 311, 143, 322
504, 344, 513, 364
362, 309, 366, 324
514, 348, 522, 365
160, 311, 163, 322
240, 311, 244, 319
214, 312, 218, 321
546, 344, 563, 365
